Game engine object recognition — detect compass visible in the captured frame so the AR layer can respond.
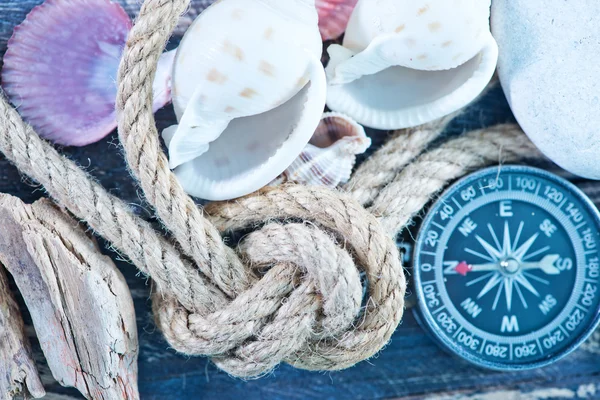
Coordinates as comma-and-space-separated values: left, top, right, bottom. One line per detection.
413, 165, 600, 370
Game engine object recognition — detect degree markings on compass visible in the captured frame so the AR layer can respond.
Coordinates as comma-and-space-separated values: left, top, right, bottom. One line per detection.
536, 338, 544, 355
453, 326, 462, 339
558, 197, 567, 210
522, 246, 551, 261
431, 221, 445, 230
417, 167, 600, 368
452, 197, 463, 209
575, 303, 588, 313
432, 305, 446, 315
559, 324, 570, 338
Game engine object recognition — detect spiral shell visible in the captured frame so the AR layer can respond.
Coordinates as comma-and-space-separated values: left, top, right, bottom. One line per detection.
325, 0, 498, 130
165, 0, 327, 200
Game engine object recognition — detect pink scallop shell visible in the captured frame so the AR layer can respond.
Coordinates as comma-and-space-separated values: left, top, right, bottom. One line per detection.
316, 0, 358, 41
1, 0, 173, 146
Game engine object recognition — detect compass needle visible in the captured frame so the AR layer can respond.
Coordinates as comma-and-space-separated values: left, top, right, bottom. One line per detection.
521, 254, 561, 275
414, 166, 600, 371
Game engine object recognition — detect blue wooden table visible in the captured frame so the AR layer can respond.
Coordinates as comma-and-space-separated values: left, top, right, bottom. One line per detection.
1, 2, 599, 399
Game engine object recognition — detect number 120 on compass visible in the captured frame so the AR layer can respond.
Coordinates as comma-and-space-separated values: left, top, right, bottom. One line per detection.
413, 166, 600, 370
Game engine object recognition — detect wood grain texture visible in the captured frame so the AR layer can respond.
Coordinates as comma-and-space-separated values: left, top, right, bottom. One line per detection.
0, 196, 138, 399
0, 4, 599, 398
4, 90, 594, 400
0, 265, 45, 399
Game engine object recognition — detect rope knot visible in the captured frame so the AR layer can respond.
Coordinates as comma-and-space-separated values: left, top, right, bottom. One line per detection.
151, 185, 405, 378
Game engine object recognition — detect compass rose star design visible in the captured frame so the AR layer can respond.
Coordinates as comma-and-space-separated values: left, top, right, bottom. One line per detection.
454, 221, 560, 311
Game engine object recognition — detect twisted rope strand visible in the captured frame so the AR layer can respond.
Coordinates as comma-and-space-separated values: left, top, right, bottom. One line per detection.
116, 0, 253, 299
115, 0, 405, 377
345, 112, 458, 207
367, 125, 544, 235
0, 93, 227, 314
0, 0, 543, 380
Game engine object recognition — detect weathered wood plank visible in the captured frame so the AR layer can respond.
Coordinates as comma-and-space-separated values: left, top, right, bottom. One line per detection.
0, 80, 598, 400
0, 4, 599, 398
0, 196, 138, 399
0, 265, 45, 399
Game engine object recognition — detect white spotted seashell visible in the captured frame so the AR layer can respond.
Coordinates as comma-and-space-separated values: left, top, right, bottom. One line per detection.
325, 0, 498, 130
164, 0, 327, 200
273, 112, 370, 187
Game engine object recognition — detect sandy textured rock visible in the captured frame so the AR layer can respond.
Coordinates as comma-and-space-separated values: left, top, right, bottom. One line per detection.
492, 1, 600, 179
0, 195, 138, 400
0, 265, 45, 399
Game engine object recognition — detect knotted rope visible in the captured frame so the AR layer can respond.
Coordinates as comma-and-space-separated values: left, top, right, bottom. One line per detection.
0, 0, 542, 378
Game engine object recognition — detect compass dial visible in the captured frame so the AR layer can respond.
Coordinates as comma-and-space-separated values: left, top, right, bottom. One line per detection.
414, 166, 600, 370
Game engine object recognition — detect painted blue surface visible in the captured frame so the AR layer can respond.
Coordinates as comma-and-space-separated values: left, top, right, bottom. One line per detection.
39, 87, 600, 399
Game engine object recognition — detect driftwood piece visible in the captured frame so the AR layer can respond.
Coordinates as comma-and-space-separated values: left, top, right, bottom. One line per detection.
0, 264, 45, 399
0, 195, 139, 400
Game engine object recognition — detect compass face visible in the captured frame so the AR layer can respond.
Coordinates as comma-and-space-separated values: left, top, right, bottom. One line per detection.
414, 166, 600, 370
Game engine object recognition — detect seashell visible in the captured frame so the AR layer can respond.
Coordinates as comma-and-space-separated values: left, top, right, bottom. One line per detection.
325, 0, 498, 130
1, 0, 175, 146
316, 0, 358, 41
165, 0, 327, 201
273, 112, 371, 187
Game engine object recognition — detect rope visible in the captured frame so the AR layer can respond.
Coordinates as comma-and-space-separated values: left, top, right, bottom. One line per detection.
0, 0, 542, 378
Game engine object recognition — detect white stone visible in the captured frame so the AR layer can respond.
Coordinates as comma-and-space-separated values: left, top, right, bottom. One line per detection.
492, 1, 600, 179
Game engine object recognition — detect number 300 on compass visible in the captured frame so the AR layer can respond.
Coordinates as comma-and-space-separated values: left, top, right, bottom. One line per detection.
413, 166, 600, 370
